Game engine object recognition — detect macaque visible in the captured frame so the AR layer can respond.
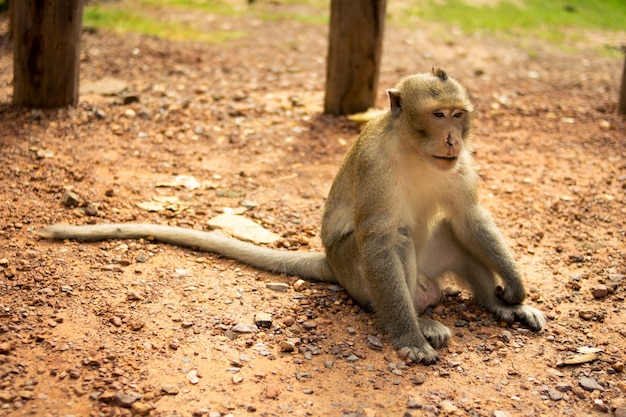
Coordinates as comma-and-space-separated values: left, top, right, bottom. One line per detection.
38, 68, 545, 364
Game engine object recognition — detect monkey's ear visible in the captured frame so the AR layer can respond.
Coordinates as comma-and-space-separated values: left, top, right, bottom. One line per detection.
387, 88, 402, 116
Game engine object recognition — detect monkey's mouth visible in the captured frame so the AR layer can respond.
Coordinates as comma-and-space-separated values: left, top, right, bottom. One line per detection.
432, 155, 457, 161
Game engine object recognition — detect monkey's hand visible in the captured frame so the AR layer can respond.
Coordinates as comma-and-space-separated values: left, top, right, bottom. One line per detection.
493, 302, 546, 331
398, 343, 439, 365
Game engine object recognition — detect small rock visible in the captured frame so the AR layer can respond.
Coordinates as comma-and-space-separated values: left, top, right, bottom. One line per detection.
0, 391, 15, 403
555, 382, 572, 392
302, 320, 317, 330
136, 251, 149, 263
127, 290, 143, 301
265, 385, 280, 399
84, 203, 99, 217
131, 401, 154, 416
548, 390, 563, 401
254, 313, 272, 328
412, 372, 427, 385
114, 391, 142, 407
129, 320, 145, 331
266, 282, 288, 292
346, 354, 359, 363
494, 412, 512, 417
187, 370, 200, 385
593, 399, 609, 413
0, 342, 14, 355
366, 335, 383, 350
110, 316, 123, 327
591, 284, 609, 299
579, 376, 604, 392
161, 384, 179, 395
232, 374, 243, 384
293, 279, 307, 291
407, 398, 422, 409
279, 341, 296, 353
231, 323, 259, 334
63, 191, 80, 207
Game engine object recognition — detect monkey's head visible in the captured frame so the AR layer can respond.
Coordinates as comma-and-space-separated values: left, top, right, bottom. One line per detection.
388, 68, 473, 171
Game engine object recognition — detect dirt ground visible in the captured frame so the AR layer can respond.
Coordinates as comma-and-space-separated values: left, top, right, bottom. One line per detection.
1, 3, 625, 417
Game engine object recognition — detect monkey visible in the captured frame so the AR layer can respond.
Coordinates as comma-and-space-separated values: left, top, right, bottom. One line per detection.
37, 68, 545, 364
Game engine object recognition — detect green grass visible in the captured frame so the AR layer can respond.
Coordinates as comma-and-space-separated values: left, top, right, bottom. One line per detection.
396, 0, 626, 52
83, 0, 328, 43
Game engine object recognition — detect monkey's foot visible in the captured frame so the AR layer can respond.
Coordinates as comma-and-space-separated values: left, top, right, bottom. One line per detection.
418, 318, 451, 349
494, 303, 546, 331
398, 343, 439, 365
496, 284, 526, 305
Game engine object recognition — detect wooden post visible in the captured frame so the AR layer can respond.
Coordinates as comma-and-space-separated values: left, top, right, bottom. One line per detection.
13, 0, 83, 107
324, 0, 386, 116
617, 54, 626, 115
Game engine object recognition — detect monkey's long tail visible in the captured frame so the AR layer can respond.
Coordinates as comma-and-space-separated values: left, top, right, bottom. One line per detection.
36, 224, 337, 283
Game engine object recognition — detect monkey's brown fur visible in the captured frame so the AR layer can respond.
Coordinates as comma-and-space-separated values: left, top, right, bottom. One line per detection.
38, 69, 545, 364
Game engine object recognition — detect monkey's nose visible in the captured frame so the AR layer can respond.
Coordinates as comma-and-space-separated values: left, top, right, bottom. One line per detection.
445, 135, 453, 147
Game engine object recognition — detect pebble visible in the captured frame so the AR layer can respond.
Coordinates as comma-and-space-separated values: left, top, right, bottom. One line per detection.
265, 385, 280, 399
412, 372, 427, 385
187, 370, 200, 384
84, 203, 99, 216
0, 342, 14, 354
231, 323, 259, 333
114, 391, 142, 407
407, 398, 422, 409
494, 412, 512, 417
161, 384, 180, 395
127, 290, 144, 301
579, 376, 604, 392
266, 282, 288, 292
63, 191, 80, 207
131, 402, 154, 416
293, 279, 307, 291
548, 389, 563, 401
254, 313, 272, 328
366, 335, 383, 350
279, 341, 296, 352
591, 284, 609, 299
593, 399, 609, 412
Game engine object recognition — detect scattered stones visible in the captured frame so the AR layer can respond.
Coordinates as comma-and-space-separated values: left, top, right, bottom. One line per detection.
579, 376, 604, 392
266, 282, 289, 292
136, 251, 149, 263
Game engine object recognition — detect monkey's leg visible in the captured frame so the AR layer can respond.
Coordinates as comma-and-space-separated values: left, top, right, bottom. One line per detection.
420, 222, 545, 331
336, 229, 443, 364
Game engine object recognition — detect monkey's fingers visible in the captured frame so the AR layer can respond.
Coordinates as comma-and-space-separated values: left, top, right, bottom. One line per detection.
398, 345, 439, 365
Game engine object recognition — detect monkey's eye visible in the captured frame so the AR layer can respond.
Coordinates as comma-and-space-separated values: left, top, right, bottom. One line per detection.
452, 112, 463, 118
433, 112, 445, 118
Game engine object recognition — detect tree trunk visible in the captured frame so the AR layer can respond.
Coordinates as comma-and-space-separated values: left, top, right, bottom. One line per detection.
13, 0, 83, 107
617, 54, 626, 115
324, 0, 386, 116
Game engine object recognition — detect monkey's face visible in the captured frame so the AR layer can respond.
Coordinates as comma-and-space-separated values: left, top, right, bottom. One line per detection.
424, 108, 468, 170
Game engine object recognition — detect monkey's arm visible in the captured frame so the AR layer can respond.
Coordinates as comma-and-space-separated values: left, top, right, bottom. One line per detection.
450, 206, 526, 304
37, 224, 335, 282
